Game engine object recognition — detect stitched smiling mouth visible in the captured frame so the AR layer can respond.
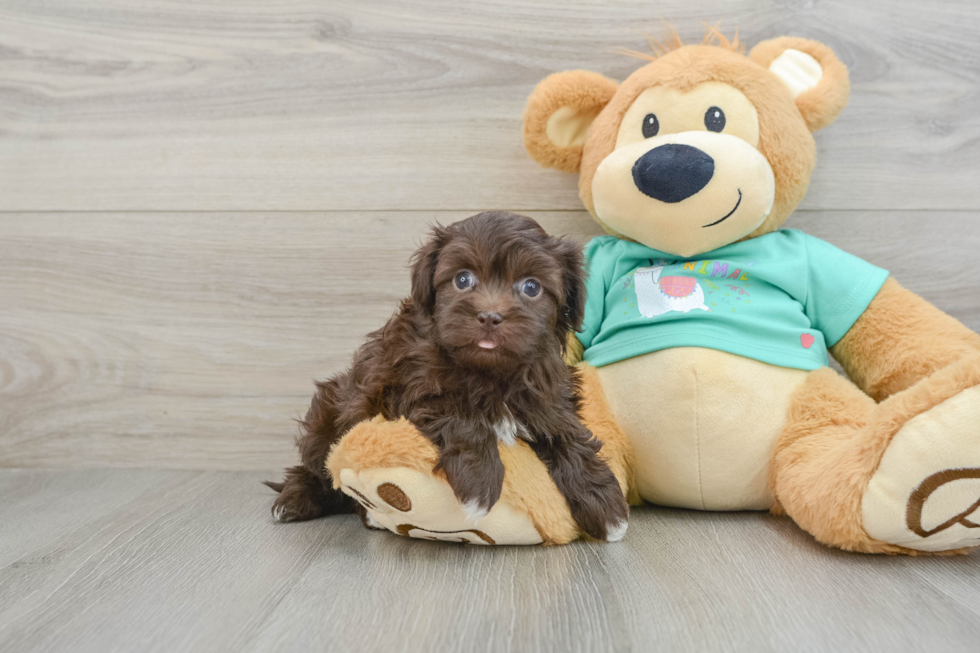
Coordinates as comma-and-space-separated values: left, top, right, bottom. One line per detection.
702, 189, 742, 228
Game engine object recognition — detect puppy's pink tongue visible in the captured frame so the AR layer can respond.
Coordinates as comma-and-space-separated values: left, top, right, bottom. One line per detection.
478, 340, 496, 350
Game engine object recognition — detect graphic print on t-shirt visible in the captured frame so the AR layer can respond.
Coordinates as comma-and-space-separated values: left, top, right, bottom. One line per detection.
579, 231, 890, 371
634, 264, 711, 317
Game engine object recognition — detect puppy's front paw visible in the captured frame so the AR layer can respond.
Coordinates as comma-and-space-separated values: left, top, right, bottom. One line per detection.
605, 518, 629, 542
439, 449, 505, 521
270, 492, 321, 523
569, 483, 630, 542
264, 468, 327, 523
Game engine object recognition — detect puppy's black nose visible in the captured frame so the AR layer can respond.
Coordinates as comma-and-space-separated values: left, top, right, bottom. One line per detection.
632, 144, 714, 203
477, 312, 503, 329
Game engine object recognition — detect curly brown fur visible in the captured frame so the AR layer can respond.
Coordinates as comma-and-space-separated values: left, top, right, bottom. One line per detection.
266, 211, 628, 539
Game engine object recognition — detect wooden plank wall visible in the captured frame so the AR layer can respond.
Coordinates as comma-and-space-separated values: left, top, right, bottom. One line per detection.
1, 0, 979, 470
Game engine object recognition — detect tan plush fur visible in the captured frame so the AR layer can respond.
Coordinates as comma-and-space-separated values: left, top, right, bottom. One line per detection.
579, 46, 816, 239
771, 367, 887, 552
597, 348, 809, 510
774, 354, 980, 555
564, 330, 585, 365
614, 23, 743, 62
523, 70, 619, 174
831, 278, 980, 401
326, 415, 441, 485
748, 37, 851, 132
496, 441, 580, 544
498, 365, 641, 543
575, 364, 641, 505
531, 32, 980, 552
524, 34, 852, 242
521, 32, 980, 552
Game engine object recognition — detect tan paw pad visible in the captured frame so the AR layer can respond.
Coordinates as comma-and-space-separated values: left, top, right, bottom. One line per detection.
336, 466, 543, 545
863, 386, 980, 552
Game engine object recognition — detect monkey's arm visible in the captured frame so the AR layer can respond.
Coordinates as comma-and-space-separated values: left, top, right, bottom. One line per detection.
565, 331, 586, 365
830, 278, 980, 401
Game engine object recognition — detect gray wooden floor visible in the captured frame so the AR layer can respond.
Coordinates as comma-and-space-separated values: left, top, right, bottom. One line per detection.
2, 1, 980, 651
2, 469, 980, 653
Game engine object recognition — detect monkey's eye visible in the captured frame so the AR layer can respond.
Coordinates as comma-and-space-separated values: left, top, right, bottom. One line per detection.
642, 113, 659, 138
520, 279, 541, 297
704, 106, 726, 132
454, 270, 475, 290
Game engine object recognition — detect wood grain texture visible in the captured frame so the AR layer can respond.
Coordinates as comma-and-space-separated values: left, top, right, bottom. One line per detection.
1, 0, 979, 211
0, 469, 977, 653
2, 3, 979, 650
1, 210, 978, 470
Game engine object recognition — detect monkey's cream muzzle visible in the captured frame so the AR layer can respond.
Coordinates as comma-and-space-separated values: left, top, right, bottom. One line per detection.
592, 130, 775, 258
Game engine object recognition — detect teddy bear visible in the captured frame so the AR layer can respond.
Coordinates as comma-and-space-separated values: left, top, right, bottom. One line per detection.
326, 29, 980, 554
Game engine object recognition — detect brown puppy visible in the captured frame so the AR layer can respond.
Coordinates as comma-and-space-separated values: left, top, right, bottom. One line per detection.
266, 211, 629, 540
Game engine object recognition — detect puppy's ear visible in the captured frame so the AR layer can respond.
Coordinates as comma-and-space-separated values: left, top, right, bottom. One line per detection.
552, 237, 587, 347
410, 224, 449, 316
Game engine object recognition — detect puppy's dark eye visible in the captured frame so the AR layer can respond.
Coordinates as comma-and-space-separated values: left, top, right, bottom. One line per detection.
704, 106, 726, 132
454, 270, 475, 290
521, 279, 541, 297
642, 113, 659, 138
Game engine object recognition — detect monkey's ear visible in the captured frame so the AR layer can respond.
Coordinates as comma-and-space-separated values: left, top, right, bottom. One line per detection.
551, 237, 587, 347
409, 224, 449, 316
749, 37, 850, 132
523, 71, 619, 173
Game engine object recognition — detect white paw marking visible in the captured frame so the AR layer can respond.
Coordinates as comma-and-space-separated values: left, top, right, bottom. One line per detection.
606, 520, 628, 542
462, 499, 489, 524
273, 505, 286, 522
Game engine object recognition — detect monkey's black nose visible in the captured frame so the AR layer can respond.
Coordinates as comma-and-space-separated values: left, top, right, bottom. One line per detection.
632, 144, 715, 203
477, 312, 503, 329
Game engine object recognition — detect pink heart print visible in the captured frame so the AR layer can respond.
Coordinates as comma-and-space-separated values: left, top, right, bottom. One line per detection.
800, 333, 815, 349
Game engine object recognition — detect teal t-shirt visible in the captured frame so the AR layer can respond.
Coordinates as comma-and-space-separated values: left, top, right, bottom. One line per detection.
578, 230, 889, 371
